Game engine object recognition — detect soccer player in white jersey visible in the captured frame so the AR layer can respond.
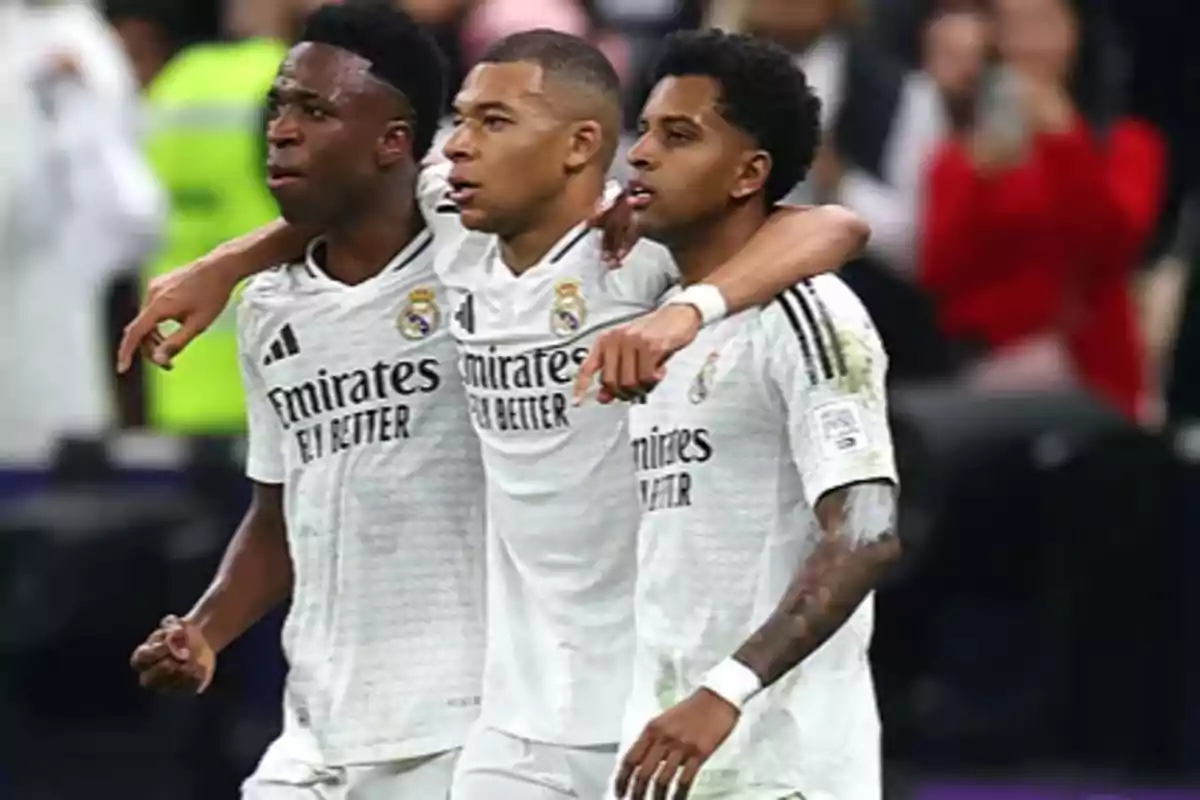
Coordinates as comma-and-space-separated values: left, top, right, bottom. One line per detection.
609, 31, 902, 800
117, 30, 869, 800
128, 6, 487, 798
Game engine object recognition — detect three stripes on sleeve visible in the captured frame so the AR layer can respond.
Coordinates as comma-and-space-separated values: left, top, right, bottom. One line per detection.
774, 280, 849, 386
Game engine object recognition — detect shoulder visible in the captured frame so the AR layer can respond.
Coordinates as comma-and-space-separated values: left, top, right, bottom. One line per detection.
759, 275, 885, 378
243, 259, 307, 300
763, 274, 872, 329
603, 239, 679, 306
239, 261, 309, 329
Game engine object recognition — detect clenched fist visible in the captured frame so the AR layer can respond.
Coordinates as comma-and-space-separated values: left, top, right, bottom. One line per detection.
129, 615, 216, 695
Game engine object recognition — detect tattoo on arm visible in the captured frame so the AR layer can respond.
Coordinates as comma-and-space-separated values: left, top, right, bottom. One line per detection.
733, 480, 900, 687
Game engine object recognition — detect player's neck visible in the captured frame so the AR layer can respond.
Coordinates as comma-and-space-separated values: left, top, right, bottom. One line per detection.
498, 172, 605, 274
671, 204, 769, 286
323, 189, 422, 285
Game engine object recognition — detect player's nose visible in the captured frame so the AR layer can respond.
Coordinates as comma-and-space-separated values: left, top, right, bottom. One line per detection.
626, 133, 657, 171
266, 110, 302, 147
443, 125, 474, 162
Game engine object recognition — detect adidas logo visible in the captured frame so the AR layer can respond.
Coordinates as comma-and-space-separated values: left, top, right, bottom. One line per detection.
262, 323, 301, 366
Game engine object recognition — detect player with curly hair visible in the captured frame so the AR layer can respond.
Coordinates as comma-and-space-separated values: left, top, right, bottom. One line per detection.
609, 30, 900, 800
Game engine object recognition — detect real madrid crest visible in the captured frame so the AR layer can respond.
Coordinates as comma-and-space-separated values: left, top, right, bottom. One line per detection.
398, 286, 440, 340
688, 350, 721, 404
550, 279, 587, 338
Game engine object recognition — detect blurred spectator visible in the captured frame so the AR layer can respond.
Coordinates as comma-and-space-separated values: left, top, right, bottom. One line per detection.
400, 0, 471, 109
704, 0, 746, 30
460, 0, 632, 82
104, 0, 186, 90
709, 0, 956, 383
918, 0, 1165, 420
139, 2, 290, 435
102, 1, 189, 426
922, 0, 989, 134
592, 0, 705, 108
740, 0, 945, 274
222, 0, 328, 43
0, 1, 39, 258
0, 0, 163, 460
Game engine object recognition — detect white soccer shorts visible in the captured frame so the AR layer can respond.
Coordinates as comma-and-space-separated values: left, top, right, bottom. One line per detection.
451, 722, 619, 800
241, 748, 459, 800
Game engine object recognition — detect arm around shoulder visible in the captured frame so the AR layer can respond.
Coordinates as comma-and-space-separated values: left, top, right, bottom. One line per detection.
704, 204, 869, 314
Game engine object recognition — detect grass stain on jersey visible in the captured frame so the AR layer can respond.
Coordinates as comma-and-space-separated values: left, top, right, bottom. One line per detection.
832, 324, 877, 398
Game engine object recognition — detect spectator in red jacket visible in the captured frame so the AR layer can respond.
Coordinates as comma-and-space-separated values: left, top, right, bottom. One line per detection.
918, 0, 1165, 420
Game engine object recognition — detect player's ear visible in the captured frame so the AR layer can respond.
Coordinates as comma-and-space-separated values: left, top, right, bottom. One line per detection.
731, 149, 771, 201
564, 120, 605, 173
378, 119, 413, 168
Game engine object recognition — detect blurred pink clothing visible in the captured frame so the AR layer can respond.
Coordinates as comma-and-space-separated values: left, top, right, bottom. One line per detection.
460, 0, 630, 80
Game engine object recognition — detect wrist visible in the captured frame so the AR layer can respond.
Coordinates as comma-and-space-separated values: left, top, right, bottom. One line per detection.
665, 284, 728, 326
183, 607, 225, 655
700, 657, 763, 710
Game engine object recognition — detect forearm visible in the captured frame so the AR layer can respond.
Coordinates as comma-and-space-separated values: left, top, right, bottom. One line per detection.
186, 494, 292, 653
706, 205, 868, 313
205, 218, 316, 283
733, 481, 900, 687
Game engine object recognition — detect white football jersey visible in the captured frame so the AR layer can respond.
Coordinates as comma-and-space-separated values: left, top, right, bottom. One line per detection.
418, 164, 680, 745
622, 275, 898, 800
237, 230, 487, 767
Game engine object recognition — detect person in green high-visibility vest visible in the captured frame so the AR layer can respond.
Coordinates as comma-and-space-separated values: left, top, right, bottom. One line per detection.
143, 36, 286, 432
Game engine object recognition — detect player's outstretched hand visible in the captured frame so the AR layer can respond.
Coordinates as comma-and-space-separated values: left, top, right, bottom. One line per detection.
573, 305, 701, 405
615, 689, 739, 800
129, 615, 216, 695
116, 258, 241, 374
590, 189, 639, 266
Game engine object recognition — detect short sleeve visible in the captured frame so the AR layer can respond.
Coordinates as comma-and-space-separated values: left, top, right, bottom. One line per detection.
603, 240, 681, 309
763, 278, 898, 507
237, 299, 286, 485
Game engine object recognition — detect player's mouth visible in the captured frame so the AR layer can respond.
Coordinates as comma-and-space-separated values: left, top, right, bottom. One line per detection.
267, 165, 306, 188
626, 180, 656, 210
447, 176, 480, 205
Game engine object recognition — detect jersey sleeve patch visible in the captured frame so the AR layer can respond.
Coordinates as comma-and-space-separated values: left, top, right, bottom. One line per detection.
810, 398, 869, 459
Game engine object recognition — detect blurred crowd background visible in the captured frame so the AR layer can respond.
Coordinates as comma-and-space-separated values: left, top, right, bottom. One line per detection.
2, 0, 1200, 797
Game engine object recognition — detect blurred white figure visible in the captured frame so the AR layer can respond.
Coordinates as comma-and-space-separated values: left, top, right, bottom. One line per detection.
0, 0, 163, 460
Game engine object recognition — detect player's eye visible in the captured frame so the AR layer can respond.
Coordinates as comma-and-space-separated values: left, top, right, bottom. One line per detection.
482, 115, 511, 131
305, 105, 329, 120
663, 128, 692, 146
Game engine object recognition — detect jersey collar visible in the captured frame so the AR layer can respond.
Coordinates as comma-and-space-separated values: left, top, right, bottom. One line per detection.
303, 228, 435, 288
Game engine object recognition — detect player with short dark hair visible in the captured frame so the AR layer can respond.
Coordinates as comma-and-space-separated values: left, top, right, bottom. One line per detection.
120, 26, 871, 799
129, 6, 487, 798
438, 28, 625, 248
608, 30, 900, 800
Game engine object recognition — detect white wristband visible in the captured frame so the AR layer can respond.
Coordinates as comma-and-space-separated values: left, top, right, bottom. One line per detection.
665, 284, 728, 326
700, 658, 762, 710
